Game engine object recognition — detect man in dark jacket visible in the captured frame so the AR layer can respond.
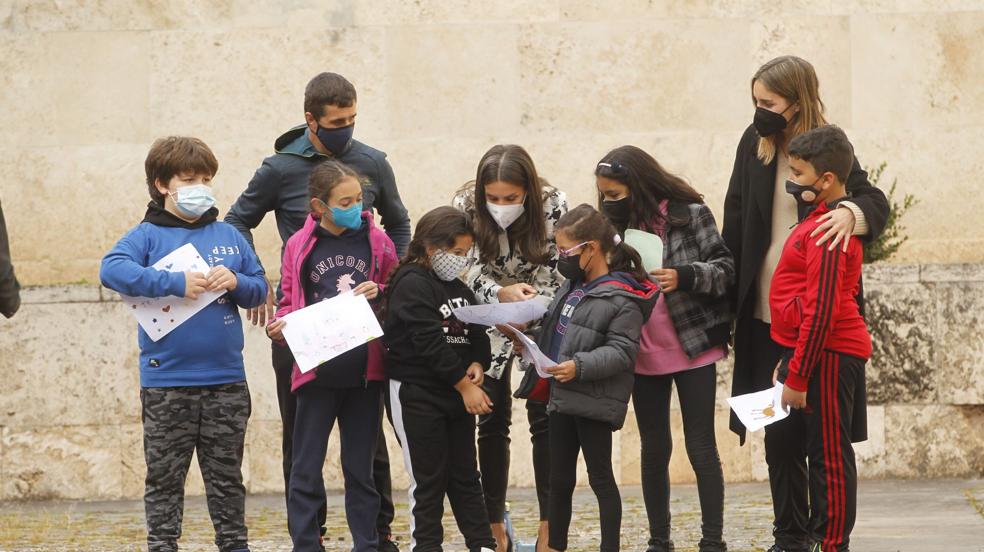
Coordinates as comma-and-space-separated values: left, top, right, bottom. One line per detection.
225, 72, 409, 551
0, 198, 20, 319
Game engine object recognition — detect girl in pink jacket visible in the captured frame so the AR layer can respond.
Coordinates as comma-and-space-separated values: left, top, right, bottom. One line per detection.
266, 160, 398, 552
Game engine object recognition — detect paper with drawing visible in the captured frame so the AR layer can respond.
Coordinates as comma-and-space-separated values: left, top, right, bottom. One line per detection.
281, 292, 384, 374
727, 382, 790, 432
121, 243, 224, 342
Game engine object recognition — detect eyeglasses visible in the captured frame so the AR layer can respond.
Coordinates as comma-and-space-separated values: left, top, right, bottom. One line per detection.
559, 241, 590, 258
596, 160, 628, 178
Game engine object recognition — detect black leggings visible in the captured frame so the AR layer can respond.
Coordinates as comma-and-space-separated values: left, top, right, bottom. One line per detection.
633, 364, 725, 550
478, 366, 550, 522
548, 412, 620, 552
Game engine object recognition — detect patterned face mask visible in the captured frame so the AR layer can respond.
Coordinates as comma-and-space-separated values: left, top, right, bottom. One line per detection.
430, 249, 471, 282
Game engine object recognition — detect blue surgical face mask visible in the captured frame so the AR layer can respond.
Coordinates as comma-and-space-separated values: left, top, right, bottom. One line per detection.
315, 123, 354, 156
169, 184, 215, 218
325, 201, 363, 230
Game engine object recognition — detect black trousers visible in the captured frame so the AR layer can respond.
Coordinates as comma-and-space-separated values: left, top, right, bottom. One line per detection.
633, 364, 725, 551
389, 379, 496, 552
478, 365, 551, 522
272, 343, 395, 536
288, 384, 381, 552
547, 412, 621, 552
751, 321, 864, 552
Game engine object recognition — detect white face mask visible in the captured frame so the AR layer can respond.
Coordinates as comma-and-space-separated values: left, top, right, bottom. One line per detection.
431, 250, 471, 282
486, 201, 525, 230
168, 184, 216, 217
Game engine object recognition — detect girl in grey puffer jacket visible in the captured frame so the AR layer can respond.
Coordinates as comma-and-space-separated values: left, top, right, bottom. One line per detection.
512, 204, 658, 552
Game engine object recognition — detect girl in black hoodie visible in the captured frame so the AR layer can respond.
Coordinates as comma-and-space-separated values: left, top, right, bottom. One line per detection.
383, 206, 497, 552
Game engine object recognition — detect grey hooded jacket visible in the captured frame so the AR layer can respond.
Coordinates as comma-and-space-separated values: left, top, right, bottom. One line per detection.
516, 274, 659, 430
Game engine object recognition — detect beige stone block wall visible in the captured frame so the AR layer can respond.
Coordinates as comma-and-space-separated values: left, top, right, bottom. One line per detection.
1, 2, 983, 285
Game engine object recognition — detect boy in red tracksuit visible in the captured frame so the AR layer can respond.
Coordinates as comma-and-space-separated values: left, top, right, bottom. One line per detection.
768, 125, 872, 552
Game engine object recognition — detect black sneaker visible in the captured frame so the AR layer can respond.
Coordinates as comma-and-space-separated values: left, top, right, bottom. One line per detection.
379, 536, 400, 552
647, 538, 675, 552
698, 538, 727, 552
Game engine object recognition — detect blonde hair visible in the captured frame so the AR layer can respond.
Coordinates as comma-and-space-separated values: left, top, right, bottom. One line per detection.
752, 56, 828, 164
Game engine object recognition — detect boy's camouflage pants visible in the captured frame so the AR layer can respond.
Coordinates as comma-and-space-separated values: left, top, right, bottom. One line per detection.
141, 382, 251, 552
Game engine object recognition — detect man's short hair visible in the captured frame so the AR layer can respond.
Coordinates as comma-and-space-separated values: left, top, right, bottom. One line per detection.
787, 125, 855, 182
304, 72, 357, 118
144, 137, 218, 204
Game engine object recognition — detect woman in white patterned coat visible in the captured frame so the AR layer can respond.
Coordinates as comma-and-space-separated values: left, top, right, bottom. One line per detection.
451, 144, 568, 552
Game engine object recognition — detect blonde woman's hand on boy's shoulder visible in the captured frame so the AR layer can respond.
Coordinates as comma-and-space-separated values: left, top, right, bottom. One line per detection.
811, 207, 855, 253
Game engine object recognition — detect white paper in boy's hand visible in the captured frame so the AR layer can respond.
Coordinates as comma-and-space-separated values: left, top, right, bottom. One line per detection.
504, 324, 555, 379
121, 243, 223, 342
727, 382, 790, 432
452, 297, 548, 327
624, 229, 663, 272
280, 292, 384, 374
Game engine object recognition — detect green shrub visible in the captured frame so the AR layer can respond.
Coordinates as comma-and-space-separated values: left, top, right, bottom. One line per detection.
863, 162, 917, 264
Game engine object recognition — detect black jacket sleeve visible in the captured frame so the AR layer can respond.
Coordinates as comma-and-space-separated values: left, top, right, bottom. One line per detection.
0, 200, 21, 318
390, 272, 468, 386
223, 158, 282, 254
371, 154, 411, 257
844, 157, 889, 243
468, 322, 493, 371
722, 128, 751, 306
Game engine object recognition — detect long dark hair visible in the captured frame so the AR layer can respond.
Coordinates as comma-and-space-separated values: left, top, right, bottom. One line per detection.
555, 204, 648, 284
466, 144, 550, 265
595, 145, 703, 231
385, 206, 474, 301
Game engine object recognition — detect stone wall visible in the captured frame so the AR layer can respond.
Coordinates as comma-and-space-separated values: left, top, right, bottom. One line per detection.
0, 263, 980, 500
1, 1, 984, 287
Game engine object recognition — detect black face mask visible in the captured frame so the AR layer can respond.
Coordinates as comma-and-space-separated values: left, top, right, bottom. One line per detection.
600, 197, 631, 229
785, 177, 823, 220
557, 248, 593, 282
315, 123, 354, 156
753, 105, 791, 137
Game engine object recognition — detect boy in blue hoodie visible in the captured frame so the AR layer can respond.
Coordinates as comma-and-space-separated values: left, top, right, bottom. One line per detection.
101, 137, 267, 552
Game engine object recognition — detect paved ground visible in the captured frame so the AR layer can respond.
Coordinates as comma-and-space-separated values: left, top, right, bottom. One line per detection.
1, 479, 981, 551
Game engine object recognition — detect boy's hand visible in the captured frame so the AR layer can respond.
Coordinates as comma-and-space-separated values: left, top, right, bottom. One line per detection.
353, 281, 379, 300
811, 207, 855, 253
781, 384, 807, 412
651, 268, 678, 292
184, 271, 208, 300
456, 378, 493, 415
466, 362, 485, 386
247, 277, 276, 326
265, 318, 286, 342
206, 265, 238, 292
547, 360, 577, 383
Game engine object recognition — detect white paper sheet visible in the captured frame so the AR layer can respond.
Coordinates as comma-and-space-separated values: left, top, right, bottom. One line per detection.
504, 323, 555, 379
121, 243, 224, 342
452, 297, 548, 327
726, 382, 790, 432
280, 292, 384, 374
624, 229, 664, 272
